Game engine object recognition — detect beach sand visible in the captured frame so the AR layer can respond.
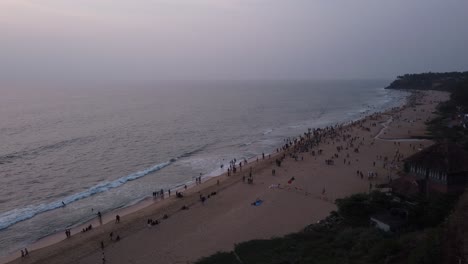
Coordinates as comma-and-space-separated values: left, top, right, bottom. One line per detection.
4, 90, 450, 264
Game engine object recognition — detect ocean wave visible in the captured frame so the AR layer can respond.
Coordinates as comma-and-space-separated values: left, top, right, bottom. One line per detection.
240, 141, 254, 147
0, 161, 170, 231
179, 145, 207, 158
263, 129, 273, 135
0, 136, 97, 164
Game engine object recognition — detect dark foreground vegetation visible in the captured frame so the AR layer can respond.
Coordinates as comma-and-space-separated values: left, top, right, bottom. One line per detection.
426, 78, 468, 149
196, 72, 468, 264
195, 192, 460, 264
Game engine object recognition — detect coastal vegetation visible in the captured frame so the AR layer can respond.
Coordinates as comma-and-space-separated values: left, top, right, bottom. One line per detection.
196, 191, 460, 264
386, 71, 468, 91
426, 79, 468, 149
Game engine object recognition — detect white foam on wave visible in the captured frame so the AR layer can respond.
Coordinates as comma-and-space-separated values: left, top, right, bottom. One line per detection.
0, 161, 171, 231
263, 129, 273, 135
240, 141, 253, 147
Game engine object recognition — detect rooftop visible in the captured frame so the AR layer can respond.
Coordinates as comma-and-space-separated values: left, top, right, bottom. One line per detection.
404, 142, 468, 173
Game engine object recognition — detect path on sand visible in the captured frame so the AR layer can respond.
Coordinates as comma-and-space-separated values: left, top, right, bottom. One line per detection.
374, 117, 428, 142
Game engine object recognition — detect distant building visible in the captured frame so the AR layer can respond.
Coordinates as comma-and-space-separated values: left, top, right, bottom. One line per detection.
401, 142, 468, 194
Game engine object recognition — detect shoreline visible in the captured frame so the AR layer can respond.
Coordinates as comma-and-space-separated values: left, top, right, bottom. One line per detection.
0, 147, 285, 264
0, 90, 419, 264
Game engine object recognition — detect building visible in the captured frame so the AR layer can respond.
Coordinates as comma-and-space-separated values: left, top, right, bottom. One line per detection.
402, 142, 468, 194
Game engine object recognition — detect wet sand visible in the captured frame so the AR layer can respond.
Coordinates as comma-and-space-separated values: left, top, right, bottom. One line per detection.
3, 90, 449, 264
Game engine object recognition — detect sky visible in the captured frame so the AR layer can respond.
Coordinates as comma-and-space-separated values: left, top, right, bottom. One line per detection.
1, 0, 468, 82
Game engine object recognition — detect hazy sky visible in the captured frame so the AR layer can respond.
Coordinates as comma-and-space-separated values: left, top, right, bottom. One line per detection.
1, 0, 468, 81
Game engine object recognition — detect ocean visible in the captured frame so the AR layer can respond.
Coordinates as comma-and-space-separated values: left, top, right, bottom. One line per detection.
0, 80, 408, 257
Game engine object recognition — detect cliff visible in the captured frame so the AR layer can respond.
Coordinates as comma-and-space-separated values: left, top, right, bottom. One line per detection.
386, 72, 468, 91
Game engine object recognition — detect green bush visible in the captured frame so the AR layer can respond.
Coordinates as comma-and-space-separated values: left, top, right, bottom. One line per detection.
408, 229, 443, 264
335, 191, 394, 227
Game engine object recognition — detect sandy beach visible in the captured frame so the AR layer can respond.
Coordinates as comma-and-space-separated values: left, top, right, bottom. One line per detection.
3, 90, 449, 264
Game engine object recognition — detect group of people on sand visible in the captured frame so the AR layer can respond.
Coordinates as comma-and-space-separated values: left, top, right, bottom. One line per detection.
153, 184, 189, 200
242, 167, 255, 184
152, 189, 165, 199
198, 191, 218, 205
147, 218, 160, 227
99, 216, 122, 263
146, 214, 169, 227
266, 104, 418, 200
82, 224, 93, 233
227, 157, 250, 176
243, 174, 254, 184
20, 248, 29, 258
71, 213, 121, 256
143, 175, 224, 230
195, 175, 202, 184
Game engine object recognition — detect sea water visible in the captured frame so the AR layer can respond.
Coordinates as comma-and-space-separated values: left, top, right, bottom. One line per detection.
0, 80, 408, 257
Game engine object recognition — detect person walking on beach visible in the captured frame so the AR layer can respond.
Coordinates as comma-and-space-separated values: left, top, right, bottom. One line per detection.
115, 214, 120, 223
24, 248, 28, 256
321, 188, 326, 200
98, 211, 102, 224
20, 250, 24, 258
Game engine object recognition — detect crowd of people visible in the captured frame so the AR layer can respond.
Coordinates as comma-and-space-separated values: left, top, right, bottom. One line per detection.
25, 92, 434, 263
